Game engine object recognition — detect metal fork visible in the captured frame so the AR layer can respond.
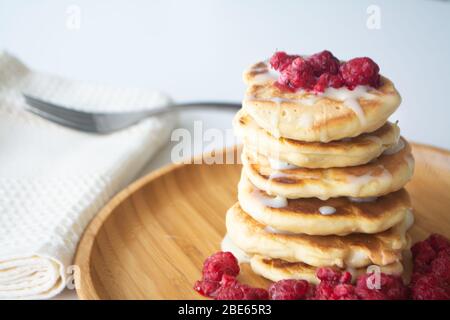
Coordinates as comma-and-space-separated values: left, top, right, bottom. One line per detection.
22, 93, 241, 134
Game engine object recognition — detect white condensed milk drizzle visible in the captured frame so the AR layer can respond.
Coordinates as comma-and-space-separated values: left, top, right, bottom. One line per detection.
383, 138, 405, 155
252, 190, 288, 208
264, 226, 296, 235
348, 196, 378, 203
319, 206, 336, 215
320, 86, 376, 126
268, 158, 298, 170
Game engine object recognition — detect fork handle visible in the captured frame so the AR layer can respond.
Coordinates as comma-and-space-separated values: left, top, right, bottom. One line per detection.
142, 101, 242, 117
95, 101, 242, 132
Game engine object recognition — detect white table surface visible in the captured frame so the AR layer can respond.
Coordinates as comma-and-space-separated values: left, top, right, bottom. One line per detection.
0, 0, 449, 299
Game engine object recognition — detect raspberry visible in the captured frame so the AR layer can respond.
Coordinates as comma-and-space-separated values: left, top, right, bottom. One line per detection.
313, 73, 344, 93
410, 274, 450, 300
307, 50, 340, 76
268, 279, 314, 300
316, 267, 340, 282
332, 284, 359, 300
270, 51, 298, 72
411, 241, 436, 274
431, 251, 450, 281
215, 285, 245, 300
219, 273, 238, 287
194, 252, 268, 300
315, 283, 359, 300
314, 282, 335, 300
202, 251, 240, 281
216, 285, 267, 300
340, 57, 380, 89
316, 267, 351, 284
314, 268, 356, 300
215, 275, 269, 300
409, 234, 450, 300
355, 287, 387, 300
193, 279, 221, 297
355, 273, 409, 300
314, 267, 408, 300
277, 57, 316, 91
428, 233, 450, 252
240, 286, 270, 300
411, 234, 450, 275
339, 271, 353, 284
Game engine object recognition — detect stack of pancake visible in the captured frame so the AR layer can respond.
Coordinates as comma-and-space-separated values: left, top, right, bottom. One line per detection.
223, 60, 415, 284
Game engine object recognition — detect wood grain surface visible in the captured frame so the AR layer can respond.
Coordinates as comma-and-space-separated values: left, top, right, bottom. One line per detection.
74, 143, 450, 299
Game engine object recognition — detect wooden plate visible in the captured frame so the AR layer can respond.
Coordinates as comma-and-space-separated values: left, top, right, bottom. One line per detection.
75, 143, 450, 299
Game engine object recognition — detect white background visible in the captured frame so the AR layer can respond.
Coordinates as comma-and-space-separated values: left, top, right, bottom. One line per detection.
0, 0, 449, 299
1, 0, 450, 148
0, 0, 450, 148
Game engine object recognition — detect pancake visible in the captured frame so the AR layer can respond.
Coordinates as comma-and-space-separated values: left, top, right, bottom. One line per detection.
238, 173, 412, 236
242, 138, 414, 199
221, 234, 407, 284
242, 61, 401, 142
226, 203, 413, 268
234, 109, 401, 168
250, 255, 404, 284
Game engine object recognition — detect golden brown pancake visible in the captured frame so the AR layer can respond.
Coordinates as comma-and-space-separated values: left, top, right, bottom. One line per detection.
238, 173, 412, 236
234, 109, 401, 168
226, 203, 413, 268
250, 255, 404, 284
242, 138, 414, 199
242, 61, 401, 142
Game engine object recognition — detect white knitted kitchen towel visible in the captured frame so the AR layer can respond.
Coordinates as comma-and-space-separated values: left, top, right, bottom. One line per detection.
0, 52, 175, 299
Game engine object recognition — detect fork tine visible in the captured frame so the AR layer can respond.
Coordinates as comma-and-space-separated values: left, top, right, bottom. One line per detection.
23, 98, 90, 126
24, 95, 96, 125
23, 94, 96, 124
24, 99, 120, 133
24, 96, 150, 133
26, 106, 101, 133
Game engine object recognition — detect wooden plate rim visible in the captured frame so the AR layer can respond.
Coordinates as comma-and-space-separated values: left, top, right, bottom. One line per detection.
74, 146, 236, 299
74, 142, 449, 300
